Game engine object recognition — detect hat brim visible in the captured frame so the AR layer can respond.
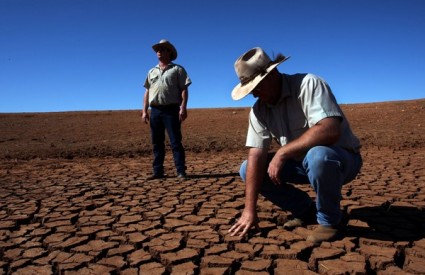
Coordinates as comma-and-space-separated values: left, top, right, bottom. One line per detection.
231, 57, 289, 100
232, 56, 289, 100
152, 43, 178, 61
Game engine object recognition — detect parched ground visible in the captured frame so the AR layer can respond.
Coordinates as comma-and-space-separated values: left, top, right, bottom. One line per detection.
0, 99, 424, 274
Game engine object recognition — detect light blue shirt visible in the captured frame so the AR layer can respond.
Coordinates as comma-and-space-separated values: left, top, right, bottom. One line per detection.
246, 73, 361, 157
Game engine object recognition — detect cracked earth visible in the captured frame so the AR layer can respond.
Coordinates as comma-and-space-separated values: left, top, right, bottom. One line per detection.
0, 99, 424, 274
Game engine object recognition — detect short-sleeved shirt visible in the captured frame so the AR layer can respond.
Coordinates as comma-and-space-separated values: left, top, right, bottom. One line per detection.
246, 73, 361, 158
144, 63, 191, 106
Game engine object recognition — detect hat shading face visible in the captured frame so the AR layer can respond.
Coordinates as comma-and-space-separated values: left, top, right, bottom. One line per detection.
231, 47, 289, 100
152, 39, 178, 61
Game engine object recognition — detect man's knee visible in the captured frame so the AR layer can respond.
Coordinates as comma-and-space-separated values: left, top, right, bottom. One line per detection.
304, 146, 342, 174
239, 160, 248, 182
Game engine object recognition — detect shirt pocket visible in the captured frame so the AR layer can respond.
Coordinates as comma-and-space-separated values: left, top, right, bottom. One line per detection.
150, 75, 159, 85
149, 70, 160, 85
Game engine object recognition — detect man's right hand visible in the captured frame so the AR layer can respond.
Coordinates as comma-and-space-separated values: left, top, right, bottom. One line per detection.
141, 111, 149, 124
228, 208, 259, 238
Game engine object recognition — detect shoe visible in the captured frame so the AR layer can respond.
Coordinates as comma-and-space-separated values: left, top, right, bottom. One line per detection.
177, 172, 187, 179
306, 225, 341, 244
147, 174, 165, 180
283, 218, 304, 229
283, 204, 317, 230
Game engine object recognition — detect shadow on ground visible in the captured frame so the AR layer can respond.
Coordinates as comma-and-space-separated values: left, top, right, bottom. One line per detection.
348, 205, 425, 241
186, 172, 240, 179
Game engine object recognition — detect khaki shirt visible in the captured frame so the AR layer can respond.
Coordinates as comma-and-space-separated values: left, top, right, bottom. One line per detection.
144, 63, 191, 106
246, 73, 361, 157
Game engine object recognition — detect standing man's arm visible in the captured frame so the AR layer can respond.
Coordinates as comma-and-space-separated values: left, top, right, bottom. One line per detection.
179, 87, 188, 122
141, 89, 150, 124
228, 147, 268, 237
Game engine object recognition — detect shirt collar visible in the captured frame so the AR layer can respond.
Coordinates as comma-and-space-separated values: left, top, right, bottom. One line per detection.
155, 62, 174, 69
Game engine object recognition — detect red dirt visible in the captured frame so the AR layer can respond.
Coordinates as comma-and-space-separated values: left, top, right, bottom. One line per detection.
0, 99, 424, 274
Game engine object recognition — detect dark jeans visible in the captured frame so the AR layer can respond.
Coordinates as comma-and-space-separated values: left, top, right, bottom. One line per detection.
149, 105, 185, 175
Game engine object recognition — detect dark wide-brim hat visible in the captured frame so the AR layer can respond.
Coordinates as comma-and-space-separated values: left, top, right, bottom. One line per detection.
231, 47, 290, 100
152, 39, 178, 61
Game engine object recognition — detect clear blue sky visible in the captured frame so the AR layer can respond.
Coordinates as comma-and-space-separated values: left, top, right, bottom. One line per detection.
1, 0, 424, 113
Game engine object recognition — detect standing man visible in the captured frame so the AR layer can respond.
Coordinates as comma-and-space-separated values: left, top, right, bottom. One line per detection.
228, 47, 362, 244
142, 39, 191, 179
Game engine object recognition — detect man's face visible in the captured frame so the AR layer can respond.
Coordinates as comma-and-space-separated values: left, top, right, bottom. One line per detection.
156, 46, 171, 60
251, 71, 280, 105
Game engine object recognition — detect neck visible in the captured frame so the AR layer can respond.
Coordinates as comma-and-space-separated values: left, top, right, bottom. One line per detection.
159, 56, 171, 65
159, 60, 171, 69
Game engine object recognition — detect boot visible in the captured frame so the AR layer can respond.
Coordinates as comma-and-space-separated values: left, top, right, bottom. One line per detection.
306, 225, 341, 244
283, 203, 317, 230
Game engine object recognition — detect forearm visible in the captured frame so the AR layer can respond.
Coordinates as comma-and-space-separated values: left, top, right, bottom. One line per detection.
276, 117, 341, 160
143, 90, 149, 112
180, 88, 188, 109
228, 147, 267, 237
244, 148, 268, 211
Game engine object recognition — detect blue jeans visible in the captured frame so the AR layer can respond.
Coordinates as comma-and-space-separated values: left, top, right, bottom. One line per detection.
150, 105, 186, 175
239, 146, 362, 226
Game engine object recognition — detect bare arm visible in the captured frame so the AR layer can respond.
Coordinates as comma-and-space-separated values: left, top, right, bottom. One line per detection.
267, 117, 342, 184
141, 89, 150, 124
228, 147, 268, 237
179, 87, 188, 122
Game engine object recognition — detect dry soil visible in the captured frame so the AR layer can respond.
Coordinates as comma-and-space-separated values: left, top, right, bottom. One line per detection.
0, 99, 424, 274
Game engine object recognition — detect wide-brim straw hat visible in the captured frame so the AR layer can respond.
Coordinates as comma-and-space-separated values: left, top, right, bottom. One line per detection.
231, 47, 290, 100
152, 39, 178, 61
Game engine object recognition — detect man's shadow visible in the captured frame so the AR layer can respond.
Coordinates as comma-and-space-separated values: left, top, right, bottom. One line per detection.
346, 204, 425, 241
186, 172, 239, 179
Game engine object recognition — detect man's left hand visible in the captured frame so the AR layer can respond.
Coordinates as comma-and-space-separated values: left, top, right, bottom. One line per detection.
267, 154, 285, 185
179, 108, 187, 122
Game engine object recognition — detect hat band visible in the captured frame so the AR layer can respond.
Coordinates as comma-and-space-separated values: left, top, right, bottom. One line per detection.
239, 55, 288, 86
238, 54, 288, 86
239, 62, 272, 86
